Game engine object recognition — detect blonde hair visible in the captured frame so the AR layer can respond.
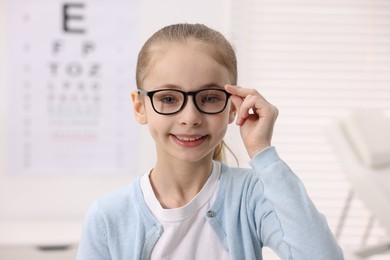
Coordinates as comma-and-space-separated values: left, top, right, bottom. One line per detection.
136, 23, 237, 163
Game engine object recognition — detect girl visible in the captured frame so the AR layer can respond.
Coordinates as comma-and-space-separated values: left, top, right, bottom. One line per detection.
77, 24, 344, 259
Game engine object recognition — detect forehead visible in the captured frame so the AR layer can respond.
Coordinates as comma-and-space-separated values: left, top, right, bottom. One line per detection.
143, 42, 231, 90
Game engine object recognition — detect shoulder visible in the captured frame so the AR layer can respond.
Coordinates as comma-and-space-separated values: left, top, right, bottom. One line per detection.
218, 162, 264, 203
88, 179, 143, 221
216, 147, 288, 206
220, 147, 283, 177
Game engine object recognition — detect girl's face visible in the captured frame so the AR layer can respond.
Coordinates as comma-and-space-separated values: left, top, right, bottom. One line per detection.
132, 42, 235, 164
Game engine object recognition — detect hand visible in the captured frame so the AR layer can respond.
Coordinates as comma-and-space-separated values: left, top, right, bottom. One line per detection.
225, 85, 278, 158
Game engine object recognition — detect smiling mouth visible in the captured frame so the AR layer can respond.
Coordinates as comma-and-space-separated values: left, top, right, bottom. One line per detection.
174, 135, 205, 142
170, 134, 208, 146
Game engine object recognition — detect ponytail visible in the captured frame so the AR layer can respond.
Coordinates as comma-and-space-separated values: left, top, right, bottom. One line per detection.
213, 141, 225, 162
213, 140, 238, 165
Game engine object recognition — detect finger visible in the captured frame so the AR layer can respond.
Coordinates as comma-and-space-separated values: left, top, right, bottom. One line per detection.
229, 95, 244, 125
237, 95, 258, 124
225, 85, 257, 99
229, 94, 243, 112
226, 85, 273, 107
226, 85, 276, 125
226, 85, 255, 125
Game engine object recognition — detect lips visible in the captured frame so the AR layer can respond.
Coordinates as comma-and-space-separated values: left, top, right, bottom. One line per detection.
170, 134, 207, 147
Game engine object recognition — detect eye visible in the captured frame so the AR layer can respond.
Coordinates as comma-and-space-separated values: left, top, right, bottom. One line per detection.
202, 96, 221, 103
154, 90, 182, 104
199, 90, 226, 104
159, 96, 177, 104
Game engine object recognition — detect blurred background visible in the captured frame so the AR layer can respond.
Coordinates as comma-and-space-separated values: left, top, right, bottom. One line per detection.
0, 0, 389, 259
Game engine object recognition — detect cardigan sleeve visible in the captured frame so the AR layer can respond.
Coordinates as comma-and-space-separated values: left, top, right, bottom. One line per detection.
76, 200, 111, 260
249, 147, 344, 260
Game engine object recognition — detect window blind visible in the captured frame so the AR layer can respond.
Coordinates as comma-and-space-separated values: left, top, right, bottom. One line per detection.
229, 0, 390, 258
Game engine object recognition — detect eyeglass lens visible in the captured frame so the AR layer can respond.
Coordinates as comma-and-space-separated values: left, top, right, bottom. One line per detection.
151, 89, 228, 114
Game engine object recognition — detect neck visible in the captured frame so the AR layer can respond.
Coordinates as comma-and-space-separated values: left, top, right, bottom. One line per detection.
150, 156, 214, 209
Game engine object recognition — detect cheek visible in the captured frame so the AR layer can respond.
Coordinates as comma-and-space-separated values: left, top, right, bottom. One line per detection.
147, 115, 169, 140
211, 115, 230, 136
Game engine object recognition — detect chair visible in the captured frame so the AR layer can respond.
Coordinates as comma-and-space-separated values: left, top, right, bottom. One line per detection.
327, 109, 390, 258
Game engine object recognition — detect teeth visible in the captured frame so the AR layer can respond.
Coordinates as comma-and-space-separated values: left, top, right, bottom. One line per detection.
176, 136, 203, 142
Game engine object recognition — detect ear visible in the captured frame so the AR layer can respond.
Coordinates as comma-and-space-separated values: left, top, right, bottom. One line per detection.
131, 90, 148, 124
228, 103, 236, 124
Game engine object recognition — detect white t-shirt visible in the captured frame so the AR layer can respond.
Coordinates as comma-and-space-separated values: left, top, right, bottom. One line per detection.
140, 160, 229, 260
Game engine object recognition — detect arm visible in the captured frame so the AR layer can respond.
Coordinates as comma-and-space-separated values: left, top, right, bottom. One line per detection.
250, 146, 344, 259
225, 85, 344, 259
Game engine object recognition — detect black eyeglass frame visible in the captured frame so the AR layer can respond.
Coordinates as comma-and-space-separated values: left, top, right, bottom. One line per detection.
137, 88, 232, 115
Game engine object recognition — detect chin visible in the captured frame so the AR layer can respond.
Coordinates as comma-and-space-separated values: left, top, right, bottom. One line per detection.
175, 151, 214, 164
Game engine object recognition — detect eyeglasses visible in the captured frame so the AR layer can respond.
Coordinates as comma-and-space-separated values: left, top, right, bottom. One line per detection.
137, 88, 231, 115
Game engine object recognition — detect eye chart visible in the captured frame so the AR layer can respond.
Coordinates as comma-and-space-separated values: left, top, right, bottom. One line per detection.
4, 0, 140, 175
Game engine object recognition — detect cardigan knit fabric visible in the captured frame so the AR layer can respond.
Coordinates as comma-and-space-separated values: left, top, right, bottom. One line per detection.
77, 147, 344, 260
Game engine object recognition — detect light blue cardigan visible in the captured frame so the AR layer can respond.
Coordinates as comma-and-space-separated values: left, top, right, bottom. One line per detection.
77, 147, 344, 259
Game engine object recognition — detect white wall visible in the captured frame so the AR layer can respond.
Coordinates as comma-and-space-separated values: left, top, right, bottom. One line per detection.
0, 0, 232, 246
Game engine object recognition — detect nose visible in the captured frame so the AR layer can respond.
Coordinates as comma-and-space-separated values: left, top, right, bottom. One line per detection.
178, 97, 202, 126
